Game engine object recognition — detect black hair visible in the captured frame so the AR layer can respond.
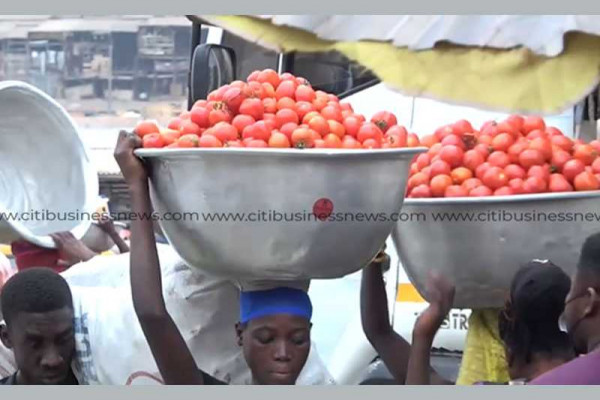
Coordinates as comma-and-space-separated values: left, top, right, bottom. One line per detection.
499, 261, 574, 365
577, 232, 600, 274
1, 267, 73, 325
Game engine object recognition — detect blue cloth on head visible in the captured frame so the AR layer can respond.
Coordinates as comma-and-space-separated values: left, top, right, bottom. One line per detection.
240, 287, 313, 324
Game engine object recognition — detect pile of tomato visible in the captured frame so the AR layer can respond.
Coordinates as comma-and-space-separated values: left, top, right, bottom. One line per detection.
407, 116, 600, 198
135, 69, 420, 150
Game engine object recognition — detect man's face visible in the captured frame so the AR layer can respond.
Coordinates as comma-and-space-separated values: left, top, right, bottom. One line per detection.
0, 307, 75, 384
562, 271, 599, 354
237, 314, 311, 385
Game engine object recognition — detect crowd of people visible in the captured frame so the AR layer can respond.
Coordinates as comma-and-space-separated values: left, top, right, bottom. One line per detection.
0, 130, 599, 385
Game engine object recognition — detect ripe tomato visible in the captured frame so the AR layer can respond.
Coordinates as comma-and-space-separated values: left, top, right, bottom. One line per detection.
247, 139, 269, 148
275, 109, 300, 128
291, 128, 315, 149
482, 166, 509, 190
551, 150, 571, 172
211, 122, 238, 142
506, 141, 528, 164
462, 178, 483, 192
528, 165, 551, 181
342, 136, 362, 149
385, 126, 408, 147
261, 83, 276, 99
488, 151, 511, 168
428, 143, 443, 158
302, 111, 321, 125
408, 172, 430, 190
160, 130, 181, 146
371, 111, 398, 133
476, 162, 492, 181
549, 174, 574, 192
562, 159, 586, 183
167, 118, 182, 131
435, 125, 455, 141
314, 139, 327, 148
295, 85, 316, 103
223, 87, 247, 114
276, 97, 297, 112
190, 107, 210, 128
295, 101, 316, 120
469, 186, 493, 197
430, 175, 453, 197
445, 185, 469, 197
279, 72, 295, 82
357, 123, 384, 143
518, 149, 545, 169
342, 116, 362, 138
574, 171, 600, 191
523, 176, 547, 193
180, 120, 202, 135
529, 138, 553, 161
452, 119, 474, 135
257, 69, 280, 89
279, 122, 299, 140
451, 167, 473, 184
496, 121, 520, 139
494, 187, 515, 196
363, 138, 382, 149
410, 184, 432, 198
307, 116, 329, 136
232, 115, 255, 135
420, 134, 439, 148
275, 80, 297, 99
224, 140, 243, 148
262, 98, 278, 114
312, 96, 328, 111
177, 134, 199, 148
238, 98, 264, 120
573, 144, 598, 165
207, 85, 229, 102
242, 121, 271, 141
505, 115, 525, 132
505, 164, 526, 180
439, 145, 465, 168
480, 121, 498, 137
522, 116, 546, 134
407, 133, 420, 147
508, 178, 526, 194
590, 140, 600, 153
321, 106, 343, 123
247, 70, 260, 82
142, 133, 165, 148
429, 160, 451, 177
491, 133, 515, 152
592, 158, 600, 174
198, 134, 223, 148
192, 100, 208, 109
209, 108, 232, 126
441, 134, 467, 150
474, 143, 493, 158
268, 132, 291, 148
323, 134, 343, 149
136, 120, 160, 138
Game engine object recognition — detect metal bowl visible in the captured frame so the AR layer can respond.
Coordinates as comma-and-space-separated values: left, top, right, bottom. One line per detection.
135, 147, 425, 282
392, 191, 600, 309
0, 81, 98, 248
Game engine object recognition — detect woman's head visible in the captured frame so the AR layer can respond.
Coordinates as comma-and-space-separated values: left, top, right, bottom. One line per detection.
499, 261, 575, 380
236, 287, 312, 385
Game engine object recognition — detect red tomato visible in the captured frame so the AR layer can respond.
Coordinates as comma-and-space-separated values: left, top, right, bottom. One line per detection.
562, 159, 586, 183
592, 158, 600, 174
480, 121, 498, 137
279, 122, 299, 140
549, 174, 574, 192
474, 143, 493, 158
198, 134, 223, 148
323, 134, 343, 149
546, 127, 564, 137
385, 126, 408, 147
441, 134, 467, 150
207, 85, 229, 102
268, 132, 291, 148
407, 133, 420, 147
452, 119, 474, 135
507, 141, 528, 164
321, 106, 343, 123
242, 121, 271, 141
505, 164, 526, 180
506, 115, 525, 132
508, 178, 526, 194
274, 109, 300, 128
238, 98, 264, 120
312, 96, 328, 111
223, 87, 247, 114
421, 134, 439, 148
529, 138, 553, 161
574, 171, 600, 191
528, 165, 551, 181
342, 116, 362, 138
307, 116, 329, 136
491, 133, 515, 152
261, 83, 276, 99
313, 139, 326, 148
232, 115, 255, 135
482, 166, 509, 190
247, 70, 260, 82
177, 134, 199, 148
342, 136, 362, 149
247, 139, 268, 148
291, 128, 315, 149
192, 100, 208, 109
522, 116, 546, 134
209, 108, 232, 126
262, 98, 278, 114
430, 175, 453, 197
435, 125, 455, 141
573, 144, 598, 165
476, 162, 492, 181
429, 143, 443, 158
294, 85, 316, 103
518, 149, 545, 169
551, 150, 571, 172
429, 160, 451, 177
224, 140, 243, 148
488, 151, 511, 168
523, 176, 547, 193
410, 184, 432, 198
445, 185, 469, 197
371, 111, 398, 133
590, 140, 600, 153
276, 97, 296, 112
494, 187, 515, 196
526, 129, 548, 141
180, 120, 202, 135
135, 120, 160, 138
295, 101, 316, 120
363, 138, 382, 149
257, 69, 280, 89
439, 145, 465, 168
462, 178, 483, 192
275, 80, 297, 100
167, 118, 182, 131
451, 167, 473, 184
160, 130, 181, 146
190, 107, 210, 128
357, 123, 384, 143
469, 186, 493, 197
210, 122, 237, 142
142, 133, 165, 148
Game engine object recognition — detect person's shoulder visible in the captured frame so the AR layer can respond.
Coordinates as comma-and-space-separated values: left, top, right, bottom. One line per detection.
200, 370, 227, 385
531, 351, 600, 385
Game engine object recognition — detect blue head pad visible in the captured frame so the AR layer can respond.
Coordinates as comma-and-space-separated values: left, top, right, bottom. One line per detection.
239, 287, 313, 324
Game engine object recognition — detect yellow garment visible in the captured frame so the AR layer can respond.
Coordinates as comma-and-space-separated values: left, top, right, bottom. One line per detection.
0, 245, 11, 257
199, 15, 600, 114
456, 309, 510, 385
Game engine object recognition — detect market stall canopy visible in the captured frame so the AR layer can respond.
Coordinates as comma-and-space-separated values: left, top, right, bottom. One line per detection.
193, 15, 600, 114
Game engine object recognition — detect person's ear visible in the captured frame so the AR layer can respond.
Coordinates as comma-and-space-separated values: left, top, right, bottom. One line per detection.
0, 324, 13, 349
235, 322, 244, 347
583, 287, 600, 317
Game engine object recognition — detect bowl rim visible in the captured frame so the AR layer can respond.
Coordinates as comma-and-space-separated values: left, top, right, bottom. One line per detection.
135, 147, 428, 158
404, 190, 600, 205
